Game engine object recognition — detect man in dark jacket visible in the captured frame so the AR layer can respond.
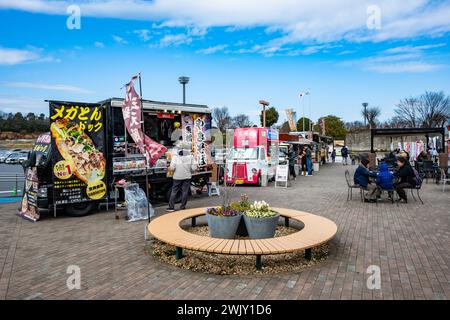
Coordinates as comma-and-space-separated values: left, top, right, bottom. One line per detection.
354, 158, 379, 202
394, 157, 416, 203
283, 145, 297, 180
341, 146, 349, 165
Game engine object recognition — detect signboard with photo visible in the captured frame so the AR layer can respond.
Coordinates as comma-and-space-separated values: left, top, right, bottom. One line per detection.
17, 132, 52, 222
17, 167, 39, 222
49, 101, 107, 205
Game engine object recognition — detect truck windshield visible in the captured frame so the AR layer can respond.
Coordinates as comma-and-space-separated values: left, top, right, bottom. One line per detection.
230, 147, 258, 160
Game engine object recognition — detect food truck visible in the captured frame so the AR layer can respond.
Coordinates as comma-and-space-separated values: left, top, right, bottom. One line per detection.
23, 98, 213, 218
225, 127, 279, 186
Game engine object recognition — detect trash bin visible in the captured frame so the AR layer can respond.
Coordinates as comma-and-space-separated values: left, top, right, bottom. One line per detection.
313, 163, 320, 172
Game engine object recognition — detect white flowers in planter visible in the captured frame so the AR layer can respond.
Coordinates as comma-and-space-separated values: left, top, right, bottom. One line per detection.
245, 201, 277, 218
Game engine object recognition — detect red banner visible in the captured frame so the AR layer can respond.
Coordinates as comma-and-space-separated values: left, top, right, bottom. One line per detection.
123, 77, 167, 167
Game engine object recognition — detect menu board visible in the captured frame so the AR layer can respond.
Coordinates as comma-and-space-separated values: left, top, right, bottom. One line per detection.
17, 167, 39, 222
49, 102, 107, 205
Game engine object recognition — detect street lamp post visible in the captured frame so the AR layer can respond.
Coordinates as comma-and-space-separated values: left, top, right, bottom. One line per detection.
362, 102, 369, 126
178, 76, 190, 104
259, 100, 270, 127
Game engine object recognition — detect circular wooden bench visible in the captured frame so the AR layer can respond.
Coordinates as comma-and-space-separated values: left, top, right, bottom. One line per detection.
148, 207, 337, 270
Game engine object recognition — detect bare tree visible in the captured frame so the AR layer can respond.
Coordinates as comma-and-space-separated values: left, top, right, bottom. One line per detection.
418, 91, 450, 127
345, 121, 365, 130
362, 106, 381, 128
385, 116, 408, 128
394, 97, 420, 127
231, 114, 252, 128
212, 106, 232, 132
393, 92, 450, 128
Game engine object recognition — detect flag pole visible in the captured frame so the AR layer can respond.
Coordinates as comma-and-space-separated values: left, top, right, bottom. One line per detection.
138, 72, 152, 223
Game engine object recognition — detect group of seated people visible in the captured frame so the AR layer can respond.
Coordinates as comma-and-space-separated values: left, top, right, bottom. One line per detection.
354, 156, 418, 203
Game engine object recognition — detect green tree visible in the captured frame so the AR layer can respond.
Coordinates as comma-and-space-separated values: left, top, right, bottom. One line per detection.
260, 107, 279, 127
296, 117, 312, 131
316, 115, 347, 139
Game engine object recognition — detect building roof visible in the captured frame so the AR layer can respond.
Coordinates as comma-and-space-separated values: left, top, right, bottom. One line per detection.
100, 97, 211, 114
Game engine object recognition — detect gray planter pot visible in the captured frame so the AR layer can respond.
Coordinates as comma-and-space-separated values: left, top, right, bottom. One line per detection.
206, 213, 242, 239
243, 213, 280, 239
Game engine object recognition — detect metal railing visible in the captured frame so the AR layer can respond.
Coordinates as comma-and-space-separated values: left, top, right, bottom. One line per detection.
0, 173, 25, 197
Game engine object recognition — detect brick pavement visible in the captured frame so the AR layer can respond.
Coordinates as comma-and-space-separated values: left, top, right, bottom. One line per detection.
0, 164, 449, 299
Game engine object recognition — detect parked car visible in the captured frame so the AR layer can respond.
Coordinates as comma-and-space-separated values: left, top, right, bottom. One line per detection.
0, 150, 12, 163
5, 151, 29, 164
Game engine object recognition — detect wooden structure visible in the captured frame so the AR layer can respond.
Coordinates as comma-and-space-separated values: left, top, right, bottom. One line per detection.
148, 207, 337, 270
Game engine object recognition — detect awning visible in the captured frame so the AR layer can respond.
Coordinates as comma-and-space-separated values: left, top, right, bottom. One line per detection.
285, 138, 316, 145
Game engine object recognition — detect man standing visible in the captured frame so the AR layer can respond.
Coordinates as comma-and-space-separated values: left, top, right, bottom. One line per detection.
167, 145, 197, 212
341, 145, 349, 166
285, 144, 297, 180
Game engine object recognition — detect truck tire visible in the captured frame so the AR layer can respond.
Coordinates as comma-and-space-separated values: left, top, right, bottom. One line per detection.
257, 174, 262, 187
65, 202, 94, 217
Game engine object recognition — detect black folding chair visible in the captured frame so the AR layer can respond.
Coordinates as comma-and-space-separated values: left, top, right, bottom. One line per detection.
345, 170, 360, 201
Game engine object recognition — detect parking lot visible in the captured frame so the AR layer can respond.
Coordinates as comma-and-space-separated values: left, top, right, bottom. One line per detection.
0, 164, 25, 198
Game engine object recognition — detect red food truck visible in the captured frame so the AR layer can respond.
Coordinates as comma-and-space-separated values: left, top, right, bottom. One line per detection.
225, 127, 279, 186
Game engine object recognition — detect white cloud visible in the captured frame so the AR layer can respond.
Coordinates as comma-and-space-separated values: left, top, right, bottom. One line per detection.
344, 44, 445, 73
0, 96, 47, 114
383, 43, 446, 54
112, 35, 128, 44
159, 34, 192, 47
0, 46, 58, 65
94, 41, 105, 48
2, 0, 450, 45
196, 44, 228, 54
365, 61, 442, 73
133, 29, 151, 41
6, 82, 93, 94
0, 47, 40, 65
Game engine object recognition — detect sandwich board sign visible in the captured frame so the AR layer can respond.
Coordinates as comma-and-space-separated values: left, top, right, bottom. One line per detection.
275, 165, 289, 188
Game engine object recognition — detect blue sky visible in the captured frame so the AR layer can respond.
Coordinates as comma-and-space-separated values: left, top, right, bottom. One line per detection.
0, 0, 449, 126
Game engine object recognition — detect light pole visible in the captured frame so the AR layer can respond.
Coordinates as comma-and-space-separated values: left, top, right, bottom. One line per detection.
362, 102, 368, 126
178, 76, 190, 104
259, 100, 270, 127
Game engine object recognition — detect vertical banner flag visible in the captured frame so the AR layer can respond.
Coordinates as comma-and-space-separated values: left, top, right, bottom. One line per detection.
285, 109, 297, 132
192, 114, 211, 167
50, 102, 107, 205
182, 114, 194, 144
320, 118, 326, 135
122, 76, 167, 167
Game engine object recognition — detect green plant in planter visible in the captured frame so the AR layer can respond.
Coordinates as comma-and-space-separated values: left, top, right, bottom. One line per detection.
245, 201, 277, 218
206, 207, 239, 217
230, 194, 251, 212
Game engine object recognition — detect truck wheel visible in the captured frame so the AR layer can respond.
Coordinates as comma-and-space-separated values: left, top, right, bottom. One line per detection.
65, 202, 94, 217
257, 174, 262, 187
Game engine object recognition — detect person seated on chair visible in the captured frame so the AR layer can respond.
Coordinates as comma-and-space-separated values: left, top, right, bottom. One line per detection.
393, 157, 416, 203
354, 158, 379, 202
376, 162, 394, 199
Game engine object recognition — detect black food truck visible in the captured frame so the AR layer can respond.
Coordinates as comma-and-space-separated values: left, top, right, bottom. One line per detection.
24, 98, 213, 217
